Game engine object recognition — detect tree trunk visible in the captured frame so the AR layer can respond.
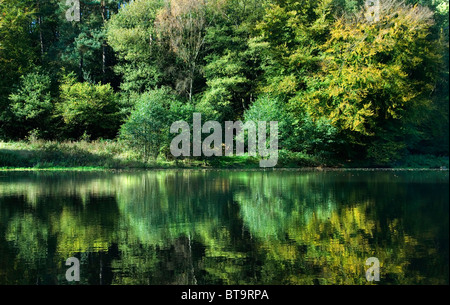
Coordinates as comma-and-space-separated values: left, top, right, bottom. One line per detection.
78, 3, 83, 81
101, 0, 106, 83
189, 76, 193, 103
37, 0, 44, 58
188, 62, 195, 103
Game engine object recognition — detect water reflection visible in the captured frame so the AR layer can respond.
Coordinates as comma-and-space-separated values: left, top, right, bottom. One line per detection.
0, 170, 448, 284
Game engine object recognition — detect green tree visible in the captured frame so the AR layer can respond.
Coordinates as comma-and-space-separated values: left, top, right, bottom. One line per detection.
0, 0, 39, 138
407, 0, 449, 156
55, 0, 121, 84
199, 0, 268, 122
106, 0, 167, 94
255, 0, 334, 98
200, 51, 250, 121
300, 1, 442, 163
8, 70, 53, 138
119, 88, 177, 161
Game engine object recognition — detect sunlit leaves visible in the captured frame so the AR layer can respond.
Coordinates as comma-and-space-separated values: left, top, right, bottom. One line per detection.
303, 1, 439, 137
57, 73, 121, 139
8, 70, 53, 137
106, 0, 164, 93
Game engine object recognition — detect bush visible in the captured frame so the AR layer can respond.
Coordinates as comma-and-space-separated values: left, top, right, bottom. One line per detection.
291, 113, 340, 156
277, 149, 321, 167
57, 73, 121, 140
367, 140, 406, 167
244, 95, 340, 155
0, 150, 32, 167
244, 95, 293, 148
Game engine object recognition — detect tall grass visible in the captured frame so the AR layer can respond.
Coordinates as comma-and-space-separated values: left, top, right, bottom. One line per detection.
1, 140, 447, 170
0, 140, 147, 169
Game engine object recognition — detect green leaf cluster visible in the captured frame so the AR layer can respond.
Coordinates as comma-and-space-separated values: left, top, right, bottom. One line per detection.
57, 73, 121, 140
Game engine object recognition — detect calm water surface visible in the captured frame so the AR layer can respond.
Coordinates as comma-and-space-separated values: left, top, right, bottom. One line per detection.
0, 170, 448, 285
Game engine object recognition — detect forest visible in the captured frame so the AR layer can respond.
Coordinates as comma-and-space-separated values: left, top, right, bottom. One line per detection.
0, 0, 449, 168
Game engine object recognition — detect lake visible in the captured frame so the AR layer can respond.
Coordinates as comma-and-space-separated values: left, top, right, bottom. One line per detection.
0, 169, 448, 285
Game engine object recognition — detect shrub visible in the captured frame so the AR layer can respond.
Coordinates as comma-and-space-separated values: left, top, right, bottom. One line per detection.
277, 149, 321, 167
57, 73, 121, 140
244, 95, 340, 155
0, 150, 32, 167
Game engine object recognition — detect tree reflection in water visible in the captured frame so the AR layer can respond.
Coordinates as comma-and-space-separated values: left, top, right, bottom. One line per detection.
0, 170, 448, 284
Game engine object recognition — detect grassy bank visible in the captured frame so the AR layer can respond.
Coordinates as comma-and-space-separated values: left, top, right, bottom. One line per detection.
0, 140, 185, 170
0, 140, 262, 170
1, 140, 448, 170
0, 140, 328, 170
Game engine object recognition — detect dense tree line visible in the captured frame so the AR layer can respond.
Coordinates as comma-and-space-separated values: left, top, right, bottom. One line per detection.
0, 0, 448, 165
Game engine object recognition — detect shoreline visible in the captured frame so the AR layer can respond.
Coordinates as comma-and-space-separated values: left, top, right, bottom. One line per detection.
1, 141, 449, 172
1, 166, 448, 172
